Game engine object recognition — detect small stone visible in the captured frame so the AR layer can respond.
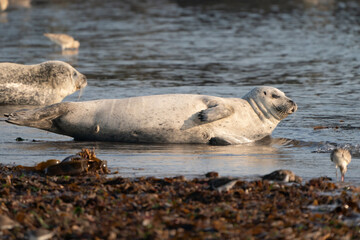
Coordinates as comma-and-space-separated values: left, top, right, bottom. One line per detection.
205, 171, 219, 178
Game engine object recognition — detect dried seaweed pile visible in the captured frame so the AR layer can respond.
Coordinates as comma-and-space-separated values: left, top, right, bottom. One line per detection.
0, 167, 359, 240
14, 149, 109, 176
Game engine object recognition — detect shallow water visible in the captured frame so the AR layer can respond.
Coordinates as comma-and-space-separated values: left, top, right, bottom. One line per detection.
1, 0, 360, 183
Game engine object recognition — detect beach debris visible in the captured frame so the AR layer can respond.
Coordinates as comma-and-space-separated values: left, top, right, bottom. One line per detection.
0, 215, 19, 230
307, 177, 337, 191
313, 124, 360, 130
330, 148, 351, 182
205, 171, 219, 178
45, 156, 89, 176
0, 164, 360, 239
28, 228, 54, 240
313, 125, 330, 130
43, 33, 80, 50
15, 159, 61, 172
14, 148, 109, 176
262, 169, 302, 183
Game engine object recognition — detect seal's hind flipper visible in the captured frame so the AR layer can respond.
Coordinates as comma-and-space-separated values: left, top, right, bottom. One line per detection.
5, 103, 68, 130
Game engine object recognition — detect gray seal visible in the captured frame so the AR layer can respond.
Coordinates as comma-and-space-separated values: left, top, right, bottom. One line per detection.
0, 61, 87, 105
5, 86, 297, 145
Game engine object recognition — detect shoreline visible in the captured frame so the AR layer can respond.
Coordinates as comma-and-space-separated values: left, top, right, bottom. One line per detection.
1, 165, 359, 239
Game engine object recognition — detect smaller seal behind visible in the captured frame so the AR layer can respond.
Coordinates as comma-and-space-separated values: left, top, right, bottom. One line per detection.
0, 61, 87, 105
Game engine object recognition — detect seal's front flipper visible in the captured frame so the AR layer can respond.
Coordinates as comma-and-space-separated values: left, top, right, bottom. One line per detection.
198, 101, 234, 123
5, 103, 68, 131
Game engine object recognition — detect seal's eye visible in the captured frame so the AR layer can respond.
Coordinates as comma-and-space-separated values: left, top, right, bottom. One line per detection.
72, 71, 78, 79
272, 94, 280, 99
263, 91, 267, 95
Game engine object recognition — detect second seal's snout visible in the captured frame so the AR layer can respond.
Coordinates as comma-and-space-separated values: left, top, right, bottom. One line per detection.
77, 74, 87, 89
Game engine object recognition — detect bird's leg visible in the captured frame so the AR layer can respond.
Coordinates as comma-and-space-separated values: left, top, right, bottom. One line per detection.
335, 167, 338, 181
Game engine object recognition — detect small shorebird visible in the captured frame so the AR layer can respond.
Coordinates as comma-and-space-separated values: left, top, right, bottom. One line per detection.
209, 177, 239, 192
262, 169, 302, 183
0, 0, 8, 11
330, 148, 351, 182
44, 33, 80, 50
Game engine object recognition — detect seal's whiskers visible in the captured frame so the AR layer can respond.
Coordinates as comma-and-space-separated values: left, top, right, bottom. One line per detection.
77, 88, 83, 101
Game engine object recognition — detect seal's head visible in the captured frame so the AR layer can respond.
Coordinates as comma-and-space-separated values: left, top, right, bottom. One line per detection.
37, 61, 87, 103
243, 86, 297, 121
39, 61, 87, 90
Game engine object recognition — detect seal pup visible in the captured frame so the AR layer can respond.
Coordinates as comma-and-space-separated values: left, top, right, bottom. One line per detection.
0, 61, 87, 105
44, 33, 80, 50
5, 86, 297, 144
330, 148, 351, 182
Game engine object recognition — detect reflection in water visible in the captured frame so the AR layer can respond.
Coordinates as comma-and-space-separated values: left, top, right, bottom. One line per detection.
5, 135, 354, 181
0, 0, 31, 11
61, 49, 79, 56
9, 0, 31, 8
1, 137, 294, 178
0, 12, 7, 23
302, 0, 335, 10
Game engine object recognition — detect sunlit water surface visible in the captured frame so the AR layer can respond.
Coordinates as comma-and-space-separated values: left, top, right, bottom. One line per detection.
1, 0, 360, 183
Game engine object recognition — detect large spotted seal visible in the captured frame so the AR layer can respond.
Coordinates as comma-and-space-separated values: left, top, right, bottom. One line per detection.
5, 86, 297, 145
0, 61, 87, 105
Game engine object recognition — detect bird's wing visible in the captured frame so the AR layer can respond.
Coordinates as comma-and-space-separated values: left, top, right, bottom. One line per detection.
343, 151, 352, 164
44, 33, 74, 45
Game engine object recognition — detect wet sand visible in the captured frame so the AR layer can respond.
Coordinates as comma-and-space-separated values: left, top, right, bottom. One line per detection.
1, 165, 359, 239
